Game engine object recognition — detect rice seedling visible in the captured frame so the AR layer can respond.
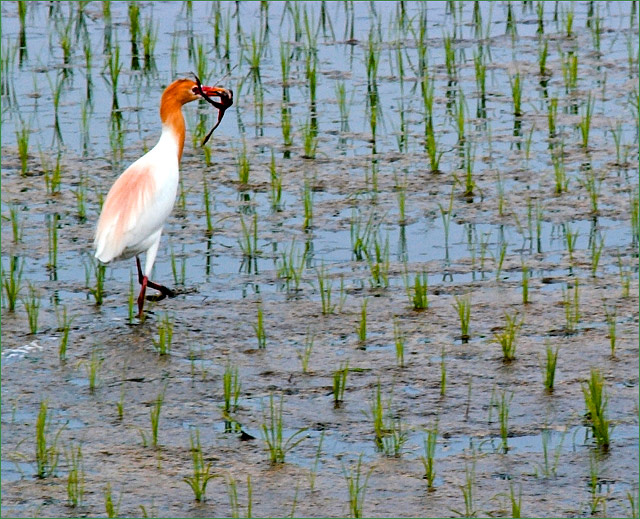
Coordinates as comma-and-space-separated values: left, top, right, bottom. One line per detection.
74, 174, 87, 222
269, 153, 282, 211
343, 454, 373, 519
222, 361, 241, 414
460, 141, 476, 197
547, 97, 558, 138
423, 82, 444, 172
87, 257, 106, 306
564, 224, 578, 264
509, 72, 522, 117
497, 390, 513, 453
2, 256, 23, 312
141, 16, 157, 71
563, 281, 580, 333
41, 153, 63, 195
183, 428, 217, 502
226, 476, 239, 517
552, 151, 568, 194
381, 416, 408, 458
35, 400, 64, 478
617, 255, 631, 298
395, 175, 407, 224
333, 361, 348, 407
440, 347, 447, 397
82, 348, 104, 393
474, 48, 487, 103
520, 262, 529, 304
609, 122, 624, 166
201, 174, 215, 236
170, 247, 186, 286
335, 80, 351, 131
260, 393, 308, 464
562, 51, 578, 93
65, 443, 85, 507
365, 234, 389, 289
630, 190, 639, 248
226, 474, 252, 519
393, 319, 405, 368
152, 312, 173, 355
590, 233, 604, 277
125, 273, 136, 324
582, 368, 612, 449
302, 181, 314, 228
316, 265, 336, 315
541, 343, 559, 391
7, 205, 22, 244
588, 451, 606, 514
235, 144, 251, 185
452, 458, 478, 518
56, 305, 72, 361
368, 381, 389, 450
47, 213, 59, 272
508, 482, 522, 518
276, 240, 305, 292
454, 89, 467, 144
356, 298, 368, 344
23, 283, 41, 334
149, 385, 166, 449
579, 167, 602, 216
533, 427, 564, 478
492, 240, 507, 280
296, 327, 316, 375
406, 271, 429, 310
280, 98, 293, 149
104, 483, 121, 518
301, 116, 319, 160
505, 1, 518, 40
253, 303, 266, 349
627, 488, 639, 519
493, 313, 522, 362
443, 33, 456, 79
538, 37, 549, 76
308, 430, 324, 491
104, 37, 122, 92
578, 93, 595, 149
453, 294, 471, 342
350, 210, 377, 261
603, 305, 617, 358
365, 34, 380, 143
420, 422, 438, 490
117, 384, 125, 420
238, 214, 259, 258
16, 119, 30, 176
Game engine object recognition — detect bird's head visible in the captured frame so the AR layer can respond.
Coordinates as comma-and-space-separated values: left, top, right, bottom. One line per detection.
163, 78, 233, 106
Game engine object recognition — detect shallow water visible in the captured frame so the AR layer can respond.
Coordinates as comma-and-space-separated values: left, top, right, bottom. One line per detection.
2, 2, 639, 518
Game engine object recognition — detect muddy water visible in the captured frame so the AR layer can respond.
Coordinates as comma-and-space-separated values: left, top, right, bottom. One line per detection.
1, 2, 638, 518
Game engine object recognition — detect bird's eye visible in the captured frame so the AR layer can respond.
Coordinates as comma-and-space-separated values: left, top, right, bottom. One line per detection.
192, 87, 200, 95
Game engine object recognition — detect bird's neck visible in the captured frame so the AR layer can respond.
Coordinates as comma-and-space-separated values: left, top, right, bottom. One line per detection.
159, 98, 186, 162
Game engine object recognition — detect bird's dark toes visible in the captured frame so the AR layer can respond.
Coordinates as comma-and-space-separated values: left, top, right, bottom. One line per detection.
146, 293, 167, 302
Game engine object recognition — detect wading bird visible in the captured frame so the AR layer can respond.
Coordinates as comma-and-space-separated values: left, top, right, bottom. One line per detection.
94, 77, 233, 318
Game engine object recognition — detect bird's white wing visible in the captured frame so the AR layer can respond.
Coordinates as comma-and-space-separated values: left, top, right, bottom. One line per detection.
94, 155, 178, 263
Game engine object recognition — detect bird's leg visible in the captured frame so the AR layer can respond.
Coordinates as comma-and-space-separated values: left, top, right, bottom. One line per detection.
136, 256, 145, 284
137, 276, 148, 318
135, 256, 175, 302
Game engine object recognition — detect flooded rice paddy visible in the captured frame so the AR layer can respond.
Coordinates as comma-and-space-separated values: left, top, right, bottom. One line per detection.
1, 1, 639, 517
